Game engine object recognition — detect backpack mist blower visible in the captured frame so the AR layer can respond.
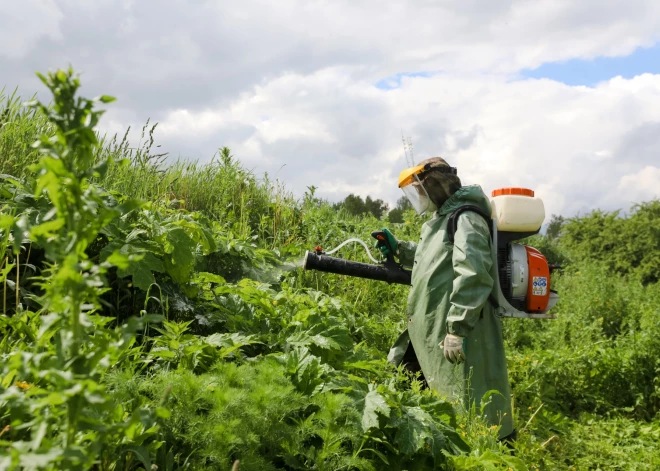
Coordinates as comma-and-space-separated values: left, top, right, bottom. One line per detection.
303, 188, 559, 320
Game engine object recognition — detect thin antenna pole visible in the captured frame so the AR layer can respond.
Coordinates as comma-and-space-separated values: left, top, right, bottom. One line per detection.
406, 137, 415, 166
401, 130, 413, 167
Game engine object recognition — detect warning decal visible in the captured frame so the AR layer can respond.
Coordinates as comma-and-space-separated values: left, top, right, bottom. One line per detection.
532, 276, 547, 296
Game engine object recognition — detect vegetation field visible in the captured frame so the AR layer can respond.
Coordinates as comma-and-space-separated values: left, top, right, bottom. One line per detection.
0, 68, 659, 470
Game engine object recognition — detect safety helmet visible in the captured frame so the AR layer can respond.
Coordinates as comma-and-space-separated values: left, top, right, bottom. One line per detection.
398, 162, 458, 215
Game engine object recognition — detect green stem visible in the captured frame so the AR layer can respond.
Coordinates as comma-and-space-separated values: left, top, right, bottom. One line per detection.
3, 256, 6, 315
66, 291, 83, 447
15, 251, 19, 311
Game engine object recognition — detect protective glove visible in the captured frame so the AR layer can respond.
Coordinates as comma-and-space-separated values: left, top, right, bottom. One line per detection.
441, 333, 466, 364
374, 228, 398, 258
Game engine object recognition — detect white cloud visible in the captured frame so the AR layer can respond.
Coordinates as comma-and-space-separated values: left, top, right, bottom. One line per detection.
147, 71, 660, 220
0, 0, 63, 59
617, 166, 660, 207
3, 0, 660, 112
3, 0, 660, 220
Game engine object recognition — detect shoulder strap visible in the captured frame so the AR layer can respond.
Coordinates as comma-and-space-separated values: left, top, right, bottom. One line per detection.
446, 205, 494, 244
446, 205, 500, 310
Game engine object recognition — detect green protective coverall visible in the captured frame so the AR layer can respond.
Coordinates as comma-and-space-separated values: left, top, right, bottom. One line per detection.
388, 185, 513, 439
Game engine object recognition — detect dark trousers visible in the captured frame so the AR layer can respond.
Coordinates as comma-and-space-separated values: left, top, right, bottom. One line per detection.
401, 341, 428, 389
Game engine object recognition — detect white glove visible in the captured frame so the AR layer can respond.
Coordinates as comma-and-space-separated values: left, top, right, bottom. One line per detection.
442, 333, 466, 364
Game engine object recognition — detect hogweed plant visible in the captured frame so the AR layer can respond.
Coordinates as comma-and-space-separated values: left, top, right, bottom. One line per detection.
0, 68, 165, 470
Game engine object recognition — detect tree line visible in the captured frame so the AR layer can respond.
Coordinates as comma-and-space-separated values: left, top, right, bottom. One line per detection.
333, 194, 412, 222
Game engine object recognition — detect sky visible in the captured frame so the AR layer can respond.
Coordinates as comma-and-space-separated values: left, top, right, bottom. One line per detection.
1, 0, 660, 220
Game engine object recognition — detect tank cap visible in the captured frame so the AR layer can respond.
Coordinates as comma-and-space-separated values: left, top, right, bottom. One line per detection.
492, 187, 534, 197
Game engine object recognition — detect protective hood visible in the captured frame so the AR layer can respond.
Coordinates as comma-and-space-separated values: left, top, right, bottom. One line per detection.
436, 184, 493, 218
398, 157, 462, 215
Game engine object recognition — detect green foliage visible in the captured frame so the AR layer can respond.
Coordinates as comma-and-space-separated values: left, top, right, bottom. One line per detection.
107, 359, 470, 471
334, 194, 389, 220
2, 68, 660, 470
0, 88, 51, 181
506, 262, 660, 419
544, 214, 564, 240
559, 201, 660, 284
387, 197, 413, 224
0, 68, 163, 470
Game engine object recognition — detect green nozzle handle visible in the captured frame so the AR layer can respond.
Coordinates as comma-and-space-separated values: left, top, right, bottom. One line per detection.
372, 228, 398, 261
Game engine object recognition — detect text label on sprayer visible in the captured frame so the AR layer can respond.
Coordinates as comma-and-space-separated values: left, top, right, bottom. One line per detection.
532, 276, 547, 296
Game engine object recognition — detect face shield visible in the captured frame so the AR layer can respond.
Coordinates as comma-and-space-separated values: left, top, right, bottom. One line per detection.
398, 164, 457, 215
401, 174, 436, 215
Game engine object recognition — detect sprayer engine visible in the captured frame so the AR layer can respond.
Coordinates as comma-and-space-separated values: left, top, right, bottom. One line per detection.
493, 238, 559, 318
501, 244, 552, 311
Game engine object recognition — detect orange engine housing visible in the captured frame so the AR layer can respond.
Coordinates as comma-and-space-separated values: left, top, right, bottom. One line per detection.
524, 246, 551, 312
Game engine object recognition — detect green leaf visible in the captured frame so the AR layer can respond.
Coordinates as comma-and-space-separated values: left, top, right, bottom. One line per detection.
193, 272, 227, 285
150, 349, 177, 360
479, 389, 503, 415
122, 446, 151, 470
361, 448, 390, 465
99, 240, 123, 261
106, 250, 138, 270
30, 218, 66, 238
279, 347, 331, 395
0, 174, 25, 189
119, 252, 164, 290
2, 369, 17, 389
163, 227, 196, 283
287, 325, 353, 354
393, 406, 433, 455
362, 389, 390, 432
0, 213, 14, 229
91, 159, 109, 178
165, 227, 195, 264
345, 360, 388, 376
97, 95, 116, 103
205, 332, 257, 349
0, 262, 14, 283
106, 245, 165, 291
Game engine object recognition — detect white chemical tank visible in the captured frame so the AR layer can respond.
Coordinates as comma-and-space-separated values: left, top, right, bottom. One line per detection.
490, 188, 545, 232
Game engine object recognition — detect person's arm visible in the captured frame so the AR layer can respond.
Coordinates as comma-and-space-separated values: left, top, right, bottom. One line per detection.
374, 228, 417, 268
397, 240, 418, 269
445, 212, 495, 337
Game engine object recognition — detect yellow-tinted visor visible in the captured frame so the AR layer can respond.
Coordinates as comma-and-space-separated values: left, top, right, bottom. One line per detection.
399, 170, 437, 215
398, 165, 425, 188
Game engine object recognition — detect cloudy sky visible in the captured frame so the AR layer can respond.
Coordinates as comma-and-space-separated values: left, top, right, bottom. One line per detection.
2, 0, 660, 219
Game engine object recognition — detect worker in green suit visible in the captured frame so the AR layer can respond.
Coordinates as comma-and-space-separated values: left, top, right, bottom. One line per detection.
378, 157, 515, 442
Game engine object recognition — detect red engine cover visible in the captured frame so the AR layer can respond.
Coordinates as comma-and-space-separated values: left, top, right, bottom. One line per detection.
525, 246, 551, 312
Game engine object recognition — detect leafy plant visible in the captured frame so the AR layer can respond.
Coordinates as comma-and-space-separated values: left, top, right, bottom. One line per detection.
0, 68, 164, 470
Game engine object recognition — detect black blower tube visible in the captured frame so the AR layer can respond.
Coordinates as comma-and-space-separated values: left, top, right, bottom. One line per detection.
303, 251, 411, 285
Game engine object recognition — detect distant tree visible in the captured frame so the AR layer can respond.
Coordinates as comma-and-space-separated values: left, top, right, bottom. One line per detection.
339, 194, 366, 216
364, 196, 389, 220
559, 200, 660, 284
334, 194, 389, 219
546, 214, 565, 240
387, 196, 413, 223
